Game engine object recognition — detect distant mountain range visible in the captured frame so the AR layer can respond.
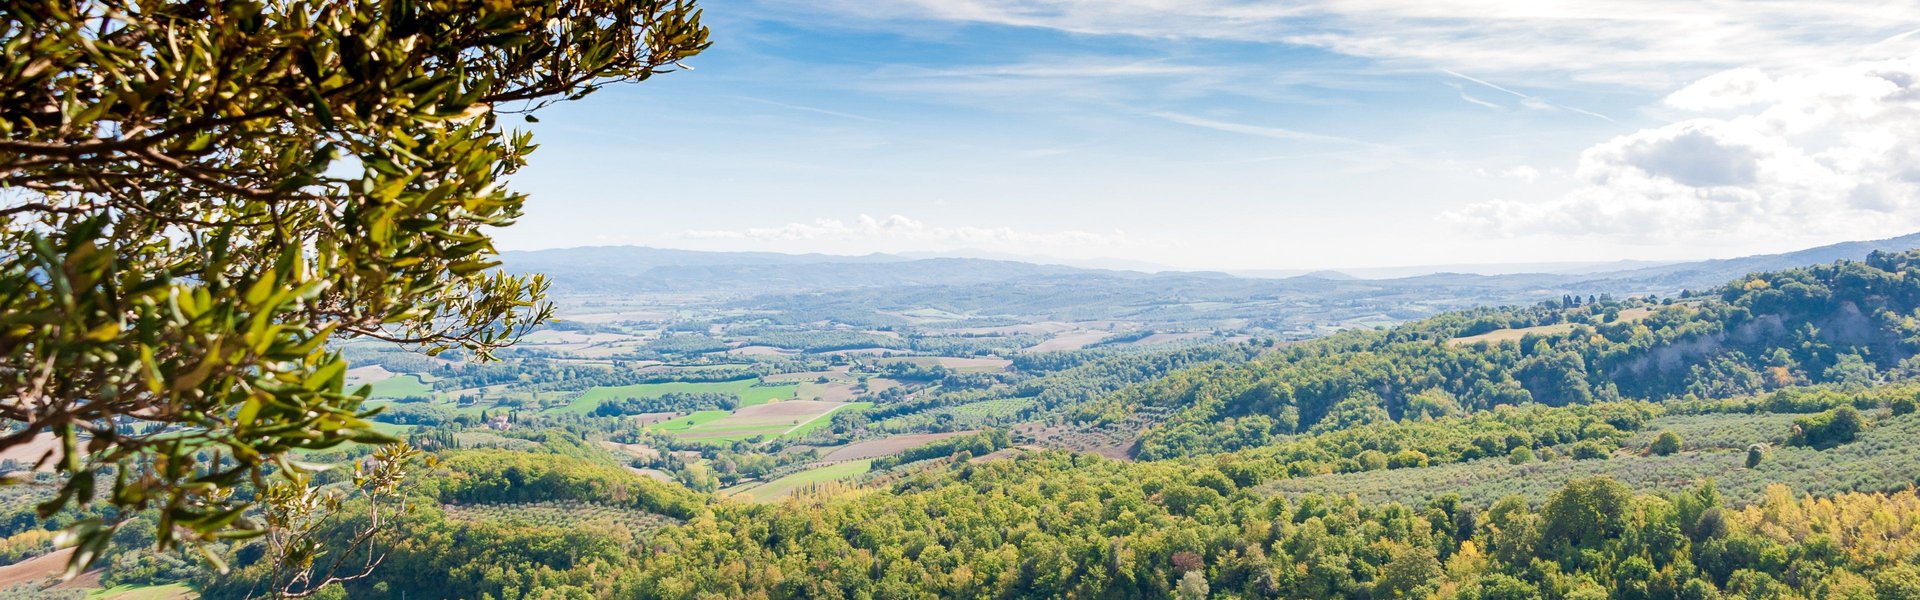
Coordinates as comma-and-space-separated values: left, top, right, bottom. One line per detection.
501, 232, 1920, 296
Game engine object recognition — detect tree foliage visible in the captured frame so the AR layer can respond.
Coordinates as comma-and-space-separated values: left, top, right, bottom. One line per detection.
0, 0, 707, 569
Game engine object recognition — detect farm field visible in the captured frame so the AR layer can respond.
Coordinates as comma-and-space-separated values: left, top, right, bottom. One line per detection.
1447, 322, 1578, 346
552, 379, 799, 414
86, 583, 195, 599
649, 401, 871, 442
367, 373, 434, 398
1025, 330, 1110, 352
732, 459, 874, 502
0, 432, 57, 472
822, 431, 975, 461
0, 547, 69, 589
796, 380, 862, 402
343, 364, 397, 387
761, 368, 849, 383
870, 356, 1012, 372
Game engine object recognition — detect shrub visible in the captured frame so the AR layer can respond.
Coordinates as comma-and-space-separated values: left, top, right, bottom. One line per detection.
1572, 441, 1610, 460
1652, 431, 1683, 456
1892, 396, 1917, 417
1789, 406, 1866, 449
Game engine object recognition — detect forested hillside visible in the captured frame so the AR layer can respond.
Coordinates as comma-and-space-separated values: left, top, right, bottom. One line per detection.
181, 384, 1920, 599
10, 253, 1920, 600
1117, 251, 1920, 459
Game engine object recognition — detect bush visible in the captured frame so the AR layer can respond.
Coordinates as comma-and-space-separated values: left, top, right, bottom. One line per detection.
1652, 431, 1683, 456
1508, 446, 1535, 464
1571, 441, 1610, 460
1789, 406, 1866, 449
1892, 396, 1917, 417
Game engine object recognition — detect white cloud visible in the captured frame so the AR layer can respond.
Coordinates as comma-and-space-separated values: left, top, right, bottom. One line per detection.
790, 0, 1920, 88
1476, 165, 1541, 183
1663, 68, 1777, 111
1448, 54, 1920, 240
682, 214, 1135, 249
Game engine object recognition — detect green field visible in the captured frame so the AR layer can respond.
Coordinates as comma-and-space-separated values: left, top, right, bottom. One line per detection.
551, 379, 798, 414
647, 402, 872, 444
650, 410, 736, 433
784, 402, 872, 438
367, 374, 434, 398
738, 459, 873, 501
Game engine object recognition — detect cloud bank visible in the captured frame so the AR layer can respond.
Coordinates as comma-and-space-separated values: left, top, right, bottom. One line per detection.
1448, 54, 1920, 241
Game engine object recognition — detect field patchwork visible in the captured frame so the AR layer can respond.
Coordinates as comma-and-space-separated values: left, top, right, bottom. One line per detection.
649, 400, 872, 442
552, 379, 798, 414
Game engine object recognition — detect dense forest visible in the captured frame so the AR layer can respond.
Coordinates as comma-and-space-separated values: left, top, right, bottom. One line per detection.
177, 384, 1920, 599
1113, 251, 1920, 459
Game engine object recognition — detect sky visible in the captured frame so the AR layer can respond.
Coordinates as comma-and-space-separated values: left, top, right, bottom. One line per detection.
495, 0, 1920, 271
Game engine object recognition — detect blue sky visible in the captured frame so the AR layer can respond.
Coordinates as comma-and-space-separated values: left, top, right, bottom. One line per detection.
496, 1, 1920, 270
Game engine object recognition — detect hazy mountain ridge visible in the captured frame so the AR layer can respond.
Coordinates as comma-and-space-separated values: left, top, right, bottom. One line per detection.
504, 234, 1920, 296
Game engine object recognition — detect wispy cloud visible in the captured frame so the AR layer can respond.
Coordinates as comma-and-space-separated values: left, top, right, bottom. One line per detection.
1151, 111, 1377, 146
1441, 70, 1614, 122
789, 0, 1920, 89
1453, 89, 1504, 111
735, 96, 891, 123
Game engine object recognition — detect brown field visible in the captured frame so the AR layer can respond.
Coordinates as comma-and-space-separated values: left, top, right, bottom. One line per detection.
0, 432, 58, 472
674, 400, 849, 440
1025, 330, 1109, 352
797, 381, 864, 402
600, 441, 660, 461
627, 467, 674, 483
0, 547, 68, 588
821, 431, 975, 462
1015, 423, 1137, 461
1616, 306, 1658, 321
1448, 322, 1579, 346
733, 400, 844, 420
344, 364, 396, 387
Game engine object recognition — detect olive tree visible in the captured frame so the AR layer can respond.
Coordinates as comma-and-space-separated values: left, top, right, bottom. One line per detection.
0, 0, 707, 573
